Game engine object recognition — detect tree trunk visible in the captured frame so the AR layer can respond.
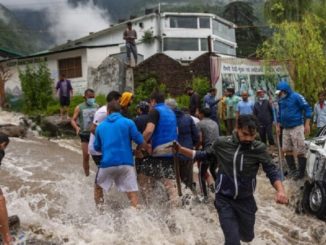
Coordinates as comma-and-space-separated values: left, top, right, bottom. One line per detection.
0, 79, 5, 108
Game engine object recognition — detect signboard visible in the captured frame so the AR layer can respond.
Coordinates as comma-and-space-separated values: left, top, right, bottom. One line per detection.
211, 57, 289, 100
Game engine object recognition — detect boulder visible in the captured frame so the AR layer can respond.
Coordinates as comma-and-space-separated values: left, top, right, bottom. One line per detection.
0, 124, 27, 137
41, 115, 75, 137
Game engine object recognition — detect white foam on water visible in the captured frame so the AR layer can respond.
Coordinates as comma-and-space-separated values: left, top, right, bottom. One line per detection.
3, 136, 326, 245
50, 139, 82, 154
0, 109, 325, 245
0, 110, 24, 126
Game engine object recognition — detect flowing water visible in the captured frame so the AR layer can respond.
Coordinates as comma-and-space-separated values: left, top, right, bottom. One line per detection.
0, 112, 326, 245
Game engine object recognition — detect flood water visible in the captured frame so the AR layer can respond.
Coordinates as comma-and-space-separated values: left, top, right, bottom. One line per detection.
0, 112, 326, 244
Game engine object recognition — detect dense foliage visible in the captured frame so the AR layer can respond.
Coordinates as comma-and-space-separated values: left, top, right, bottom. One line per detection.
19, 62, 53, 113
258, 14, 326, 103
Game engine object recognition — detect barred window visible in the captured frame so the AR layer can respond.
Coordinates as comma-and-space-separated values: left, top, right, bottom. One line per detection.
58, 57, 82, 78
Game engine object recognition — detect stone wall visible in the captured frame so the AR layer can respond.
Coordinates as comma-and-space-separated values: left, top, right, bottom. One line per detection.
88, 56, 134, 95
134, 53, 213, 96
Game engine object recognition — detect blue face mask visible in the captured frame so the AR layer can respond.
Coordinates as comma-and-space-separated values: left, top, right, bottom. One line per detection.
86, 98, 95, 106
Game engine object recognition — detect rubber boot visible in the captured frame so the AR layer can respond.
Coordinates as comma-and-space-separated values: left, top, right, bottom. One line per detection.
294, 157, 307, 180
285, 155, 298, 179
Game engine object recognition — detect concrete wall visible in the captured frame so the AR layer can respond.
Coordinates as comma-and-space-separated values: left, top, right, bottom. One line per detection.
3, 45, 131, 97
4, 49, 88, 96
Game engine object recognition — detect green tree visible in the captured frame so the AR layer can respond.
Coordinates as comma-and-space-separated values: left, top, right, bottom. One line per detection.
264, 0, 312, 23
19, 62, 53, 113
258, 14, 326, 103
223, 1, 262, 57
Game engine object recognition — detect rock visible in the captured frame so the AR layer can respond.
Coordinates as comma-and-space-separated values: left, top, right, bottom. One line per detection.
41, 115, 75, 137
289, 229, 300, 240
0, 124, 27, 137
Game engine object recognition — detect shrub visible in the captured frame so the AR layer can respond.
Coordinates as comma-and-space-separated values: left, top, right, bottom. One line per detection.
176, 95, 190, 110
19, 62, 53, 114
192, 76, 211, 100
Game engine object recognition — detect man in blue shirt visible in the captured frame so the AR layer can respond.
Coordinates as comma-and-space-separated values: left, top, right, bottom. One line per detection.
203, 88, 220, 124
94, 101, 149, 207
236, 91, 254, 125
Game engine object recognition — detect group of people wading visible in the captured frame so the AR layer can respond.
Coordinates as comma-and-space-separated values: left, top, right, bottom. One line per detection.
67, 81, 294, 245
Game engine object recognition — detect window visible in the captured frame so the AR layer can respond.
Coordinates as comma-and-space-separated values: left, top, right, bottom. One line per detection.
170, 16, 197, 28
58, 57, 82, 78
213, 40, 236, 55
164, 38, 199, 51
201, 38, 208, 51
199, 17, 210, 28
212, 19, 235, 41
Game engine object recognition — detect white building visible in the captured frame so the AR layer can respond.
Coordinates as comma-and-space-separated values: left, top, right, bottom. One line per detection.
1, 12, 237, 95
52, 12, 237, 62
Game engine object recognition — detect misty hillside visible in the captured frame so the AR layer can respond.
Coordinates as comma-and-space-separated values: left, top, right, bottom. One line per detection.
0, 4, 48, 54
2, 0, 267, 55
68, 0, 265, 21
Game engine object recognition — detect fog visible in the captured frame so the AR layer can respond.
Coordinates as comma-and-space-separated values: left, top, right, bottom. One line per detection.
0, 0, 111, 44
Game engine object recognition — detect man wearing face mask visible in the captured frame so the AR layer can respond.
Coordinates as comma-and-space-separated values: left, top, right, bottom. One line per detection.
174, 115, 288, 245
71, 89, 99, 176
275, 81, 312, 180
253, 90, 275, 148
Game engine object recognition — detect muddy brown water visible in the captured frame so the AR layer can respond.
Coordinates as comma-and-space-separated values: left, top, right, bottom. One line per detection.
0, 133, 325, 244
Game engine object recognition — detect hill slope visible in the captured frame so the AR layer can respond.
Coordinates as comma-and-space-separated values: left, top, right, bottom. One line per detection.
0, 4, 48, 55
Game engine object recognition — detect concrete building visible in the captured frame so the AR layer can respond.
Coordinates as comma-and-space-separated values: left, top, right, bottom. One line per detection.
1, 12, 237, 96
53, 12, 237, 62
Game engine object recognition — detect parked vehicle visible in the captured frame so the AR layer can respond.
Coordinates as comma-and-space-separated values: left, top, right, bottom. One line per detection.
301, 134, 326, 220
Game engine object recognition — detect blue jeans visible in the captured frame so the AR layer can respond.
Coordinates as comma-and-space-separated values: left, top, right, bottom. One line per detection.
215, 194, 257, 245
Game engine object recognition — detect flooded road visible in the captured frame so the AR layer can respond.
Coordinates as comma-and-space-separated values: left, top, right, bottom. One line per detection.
0, 116, 325, 244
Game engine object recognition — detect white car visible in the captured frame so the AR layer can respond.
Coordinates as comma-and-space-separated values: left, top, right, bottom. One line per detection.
301, 134, 326, 220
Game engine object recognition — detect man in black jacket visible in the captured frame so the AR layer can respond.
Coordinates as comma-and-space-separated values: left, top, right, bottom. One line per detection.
175, 115, 288, 245
186, 87, 201, 117
253, 90, 275, 147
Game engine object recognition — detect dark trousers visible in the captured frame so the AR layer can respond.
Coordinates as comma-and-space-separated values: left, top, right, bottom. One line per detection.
258, 123, 275, 145
179, 159, 194, 190
199, 161, 210, 197
227, 119, 236, 135
215, 194, 257, 245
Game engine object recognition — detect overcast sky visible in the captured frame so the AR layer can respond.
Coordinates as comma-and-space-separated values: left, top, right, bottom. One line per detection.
0, 0, 63, 10
0, 0, 111, 45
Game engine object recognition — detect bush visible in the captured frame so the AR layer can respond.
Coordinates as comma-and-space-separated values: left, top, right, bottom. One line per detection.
19, 62, 53, 114
176, 95, 190, 110
129, 77, 167, 117
192, 76, 211, 100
